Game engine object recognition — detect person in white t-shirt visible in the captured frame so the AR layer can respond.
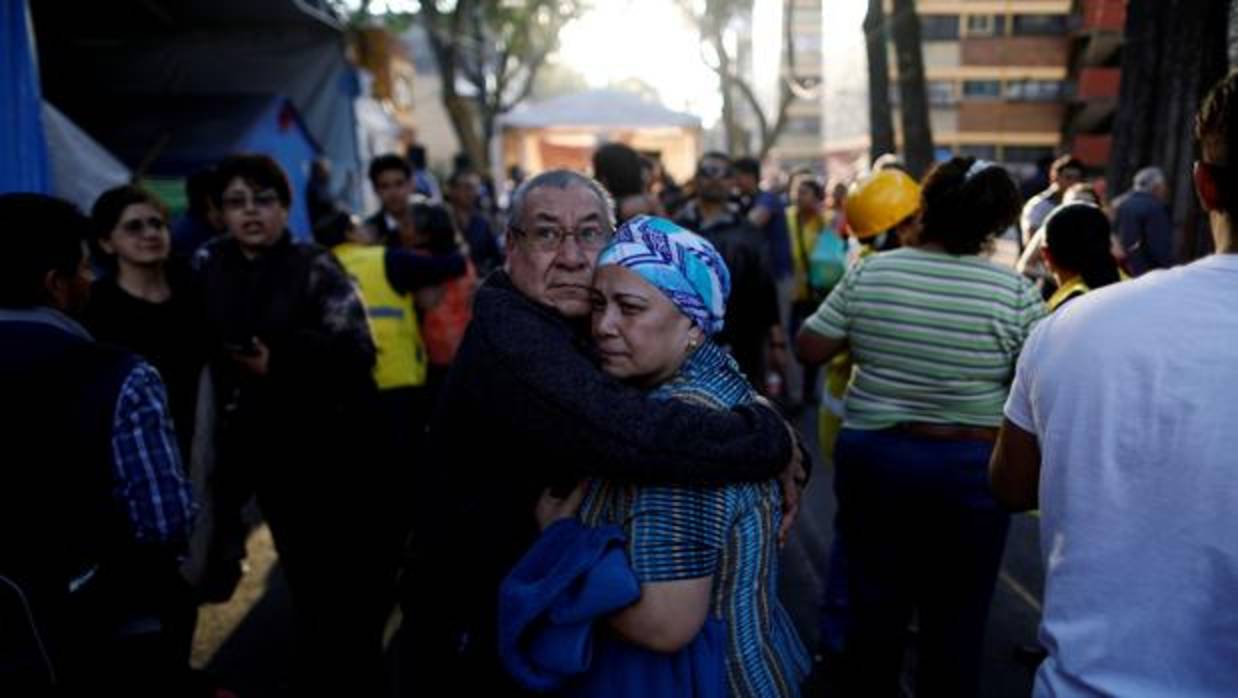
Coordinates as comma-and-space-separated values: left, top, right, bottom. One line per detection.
990, 69, 1238, 698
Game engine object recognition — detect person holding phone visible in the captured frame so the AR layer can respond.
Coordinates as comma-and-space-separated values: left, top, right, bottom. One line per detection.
192, 154, 388, 695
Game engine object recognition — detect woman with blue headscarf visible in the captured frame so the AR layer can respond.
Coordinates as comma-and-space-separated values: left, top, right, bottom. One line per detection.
502, 216, 809, 697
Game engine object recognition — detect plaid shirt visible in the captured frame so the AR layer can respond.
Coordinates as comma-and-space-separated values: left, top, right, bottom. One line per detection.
110, 361, 197, 545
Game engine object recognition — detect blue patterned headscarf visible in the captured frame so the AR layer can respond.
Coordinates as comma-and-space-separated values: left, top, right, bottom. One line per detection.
596, 215, 730, 336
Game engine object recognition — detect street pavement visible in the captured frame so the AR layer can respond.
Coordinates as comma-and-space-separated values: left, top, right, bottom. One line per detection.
193, 402, 1047, 697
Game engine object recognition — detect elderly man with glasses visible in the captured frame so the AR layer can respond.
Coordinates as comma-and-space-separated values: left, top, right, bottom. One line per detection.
398, 169, 805, 696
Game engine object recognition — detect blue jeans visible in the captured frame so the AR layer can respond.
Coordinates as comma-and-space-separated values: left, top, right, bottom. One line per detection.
833, 428, 1010, 698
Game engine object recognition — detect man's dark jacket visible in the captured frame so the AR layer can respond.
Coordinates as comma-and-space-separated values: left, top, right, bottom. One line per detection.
1114, 190, 1174, 276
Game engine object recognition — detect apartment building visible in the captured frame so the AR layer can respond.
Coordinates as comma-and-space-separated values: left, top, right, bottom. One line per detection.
771, 0, 826, 172
891, 0, 1074, 175
1063, 0, 1125, 169
825, 0, 1089, 179
742, 0, 826, 174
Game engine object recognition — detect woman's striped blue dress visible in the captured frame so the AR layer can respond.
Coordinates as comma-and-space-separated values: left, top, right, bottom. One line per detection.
578, 341, 810, 697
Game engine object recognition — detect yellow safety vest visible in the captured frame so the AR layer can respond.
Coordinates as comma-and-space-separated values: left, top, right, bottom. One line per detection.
332, 242, 427, 390
786, 206, 825, 302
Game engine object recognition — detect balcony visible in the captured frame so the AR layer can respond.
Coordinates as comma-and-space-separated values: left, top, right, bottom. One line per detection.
1076, 67, 1120, 100
961, 36, 1071, 68
1072, 133, 1112, 167
958, 101, 1065, 133
1079, 0, 1126, 32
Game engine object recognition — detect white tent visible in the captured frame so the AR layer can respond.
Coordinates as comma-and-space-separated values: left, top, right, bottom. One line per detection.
497, 89, 702, 183
42, 102, 131, 212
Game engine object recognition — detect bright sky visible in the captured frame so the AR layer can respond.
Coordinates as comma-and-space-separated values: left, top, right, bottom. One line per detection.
354, 0, 869, 128
557, 0, 868, 127
555, 0, 722, 126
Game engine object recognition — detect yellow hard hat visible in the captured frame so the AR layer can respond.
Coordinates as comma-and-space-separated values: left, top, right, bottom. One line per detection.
844, 169, 922, 239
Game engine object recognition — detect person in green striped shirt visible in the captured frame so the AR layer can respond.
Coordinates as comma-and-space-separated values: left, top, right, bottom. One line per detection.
795, 156, 1045, 698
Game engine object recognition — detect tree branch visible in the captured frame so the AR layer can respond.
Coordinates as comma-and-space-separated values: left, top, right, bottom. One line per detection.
731, 76, 770, 146
500, 46, 553, 112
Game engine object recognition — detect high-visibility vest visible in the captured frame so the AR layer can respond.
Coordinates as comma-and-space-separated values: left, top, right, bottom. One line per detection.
786, 206, 825, 302
332, 242, 427, 390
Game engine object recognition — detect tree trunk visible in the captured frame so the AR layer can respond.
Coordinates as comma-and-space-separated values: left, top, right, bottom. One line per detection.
1109, 0, 1230, 262
712, 32, 745, 156
420, 7, 487, 172
864, 0, 895, 164
890, 0, 934, 178
443, 94, 487, 172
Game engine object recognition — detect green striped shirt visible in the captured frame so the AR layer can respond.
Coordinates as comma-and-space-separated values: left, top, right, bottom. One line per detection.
804, 247, 1046, 430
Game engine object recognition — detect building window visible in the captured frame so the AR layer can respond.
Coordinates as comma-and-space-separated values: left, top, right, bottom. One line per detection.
963, 80, 1002, 98
786, 116, 822, 135
959, 144, 998, 160
781, 158, 822, 175
889, 82, 954, 106
793, 34, 822, 54
1005, 79, 1065, 101
1012, 14, 1068, 36
965, 14, 997, 36
1004, 146, 1056, 164
928, 80, 957, 105
919, 14, 960, 41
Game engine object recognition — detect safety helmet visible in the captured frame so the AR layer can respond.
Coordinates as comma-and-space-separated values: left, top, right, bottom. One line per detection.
844, 169, 922, 239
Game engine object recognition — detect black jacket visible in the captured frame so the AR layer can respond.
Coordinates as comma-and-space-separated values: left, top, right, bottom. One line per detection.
676, 205, 781, 385
409, 271, 791, 689
192, 234, 377, 432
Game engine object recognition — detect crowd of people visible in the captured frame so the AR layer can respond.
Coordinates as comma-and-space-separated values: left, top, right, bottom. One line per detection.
2, 66, 1236, 698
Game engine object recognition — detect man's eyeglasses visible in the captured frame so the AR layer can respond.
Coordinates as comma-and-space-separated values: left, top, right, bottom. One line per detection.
118, 217, 167, 235
697, 163, 733, 180
510, 223, 612, 253
222, 190, 282, 211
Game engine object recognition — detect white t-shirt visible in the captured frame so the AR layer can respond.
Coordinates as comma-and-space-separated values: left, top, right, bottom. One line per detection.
1005, 253, 1238, 698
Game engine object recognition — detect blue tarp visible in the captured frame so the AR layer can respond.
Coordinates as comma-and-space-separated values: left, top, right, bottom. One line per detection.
1, 0, 49, 194
80, 95, 321, 239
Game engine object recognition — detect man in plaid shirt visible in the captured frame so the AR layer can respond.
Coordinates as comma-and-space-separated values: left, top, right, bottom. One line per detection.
0, 193, 195, 694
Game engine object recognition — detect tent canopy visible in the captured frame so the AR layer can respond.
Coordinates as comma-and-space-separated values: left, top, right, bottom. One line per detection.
42, 102, 130, 213
77, 95, 320, 178
499, 89, 702, 130
30, 0, 361, 209
74, 94, 321, 238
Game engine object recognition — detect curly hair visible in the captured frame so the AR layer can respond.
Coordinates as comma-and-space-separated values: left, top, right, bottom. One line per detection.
918, 157, 1021, 256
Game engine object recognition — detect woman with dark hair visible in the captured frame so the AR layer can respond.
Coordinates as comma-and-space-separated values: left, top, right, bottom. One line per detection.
85, 185, 204, 457
795, 157, 1046, 697
192, 153, 390, 694
1041, 203, 1123, 311
77, 185, 205, 694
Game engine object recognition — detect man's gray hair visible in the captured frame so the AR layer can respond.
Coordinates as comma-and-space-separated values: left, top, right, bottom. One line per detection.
1133, 166, 1167, 192
508, 169, 616, 232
